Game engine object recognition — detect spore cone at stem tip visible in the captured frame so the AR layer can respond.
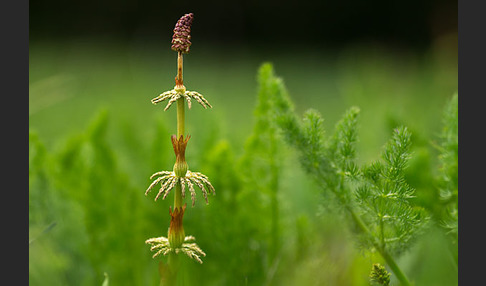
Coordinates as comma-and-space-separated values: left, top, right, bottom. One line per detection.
171, 13, 194, 54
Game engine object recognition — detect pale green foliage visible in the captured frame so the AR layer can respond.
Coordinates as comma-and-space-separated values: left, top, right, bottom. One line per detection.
151, 88, 212, 111
29, 110, 153, 285
357, 126, 427, 255
29, 57, 455, 285
436, 93, 458, 244
29, 131, 92, 285
327, 106, 360, 177
260, 62, 427, 258
240, 61, 281, 189
239, 63, 283, 261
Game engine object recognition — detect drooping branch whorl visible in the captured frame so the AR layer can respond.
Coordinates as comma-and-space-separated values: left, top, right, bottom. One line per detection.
171, 13, 194, 54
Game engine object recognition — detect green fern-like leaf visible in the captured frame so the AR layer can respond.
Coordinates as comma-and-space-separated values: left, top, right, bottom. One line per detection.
327, 106, 360, 172
260, 63, 426, 285
357, 127, 427, 255
238, 62, 285, 265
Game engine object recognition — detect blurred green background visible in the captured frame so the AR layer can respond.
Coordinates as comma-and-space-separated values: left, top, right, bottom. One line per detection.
29, 1, 457, 285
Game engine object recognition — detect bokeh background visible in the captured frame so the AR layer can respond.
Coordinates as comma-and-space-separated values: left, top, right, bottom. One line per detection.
29, 0, 458, 285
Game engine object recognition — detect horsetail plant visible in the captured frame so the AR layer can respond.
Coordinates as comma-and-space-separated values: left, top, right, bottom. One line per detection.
144, 13, 215, 284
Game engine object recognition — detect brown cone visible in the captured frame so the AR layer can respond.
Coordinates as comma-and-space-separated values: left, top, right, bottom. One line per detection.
171, 13, 194, 54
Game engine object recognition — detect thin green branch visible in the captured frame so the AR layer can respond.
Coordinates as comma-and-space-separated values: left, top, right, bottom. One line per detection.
336, 174, 410, 285
346, 205, 411, 286
376, 245, 411, 286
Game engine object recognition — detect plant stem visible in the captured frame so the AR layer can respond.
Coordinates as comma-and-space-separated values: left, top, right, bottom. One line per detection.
167, 252, 181, 285
346, 206, 411, 286
165, 51, 186, 286
175, 51, 185, 210
175, 89, 185, 210
376, 244, 412, 286
176, 51, 185, 140
331, 173, 411, 286
177, 99, 185, 139
174, 181, 183, 209
177, 52, 183, 85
